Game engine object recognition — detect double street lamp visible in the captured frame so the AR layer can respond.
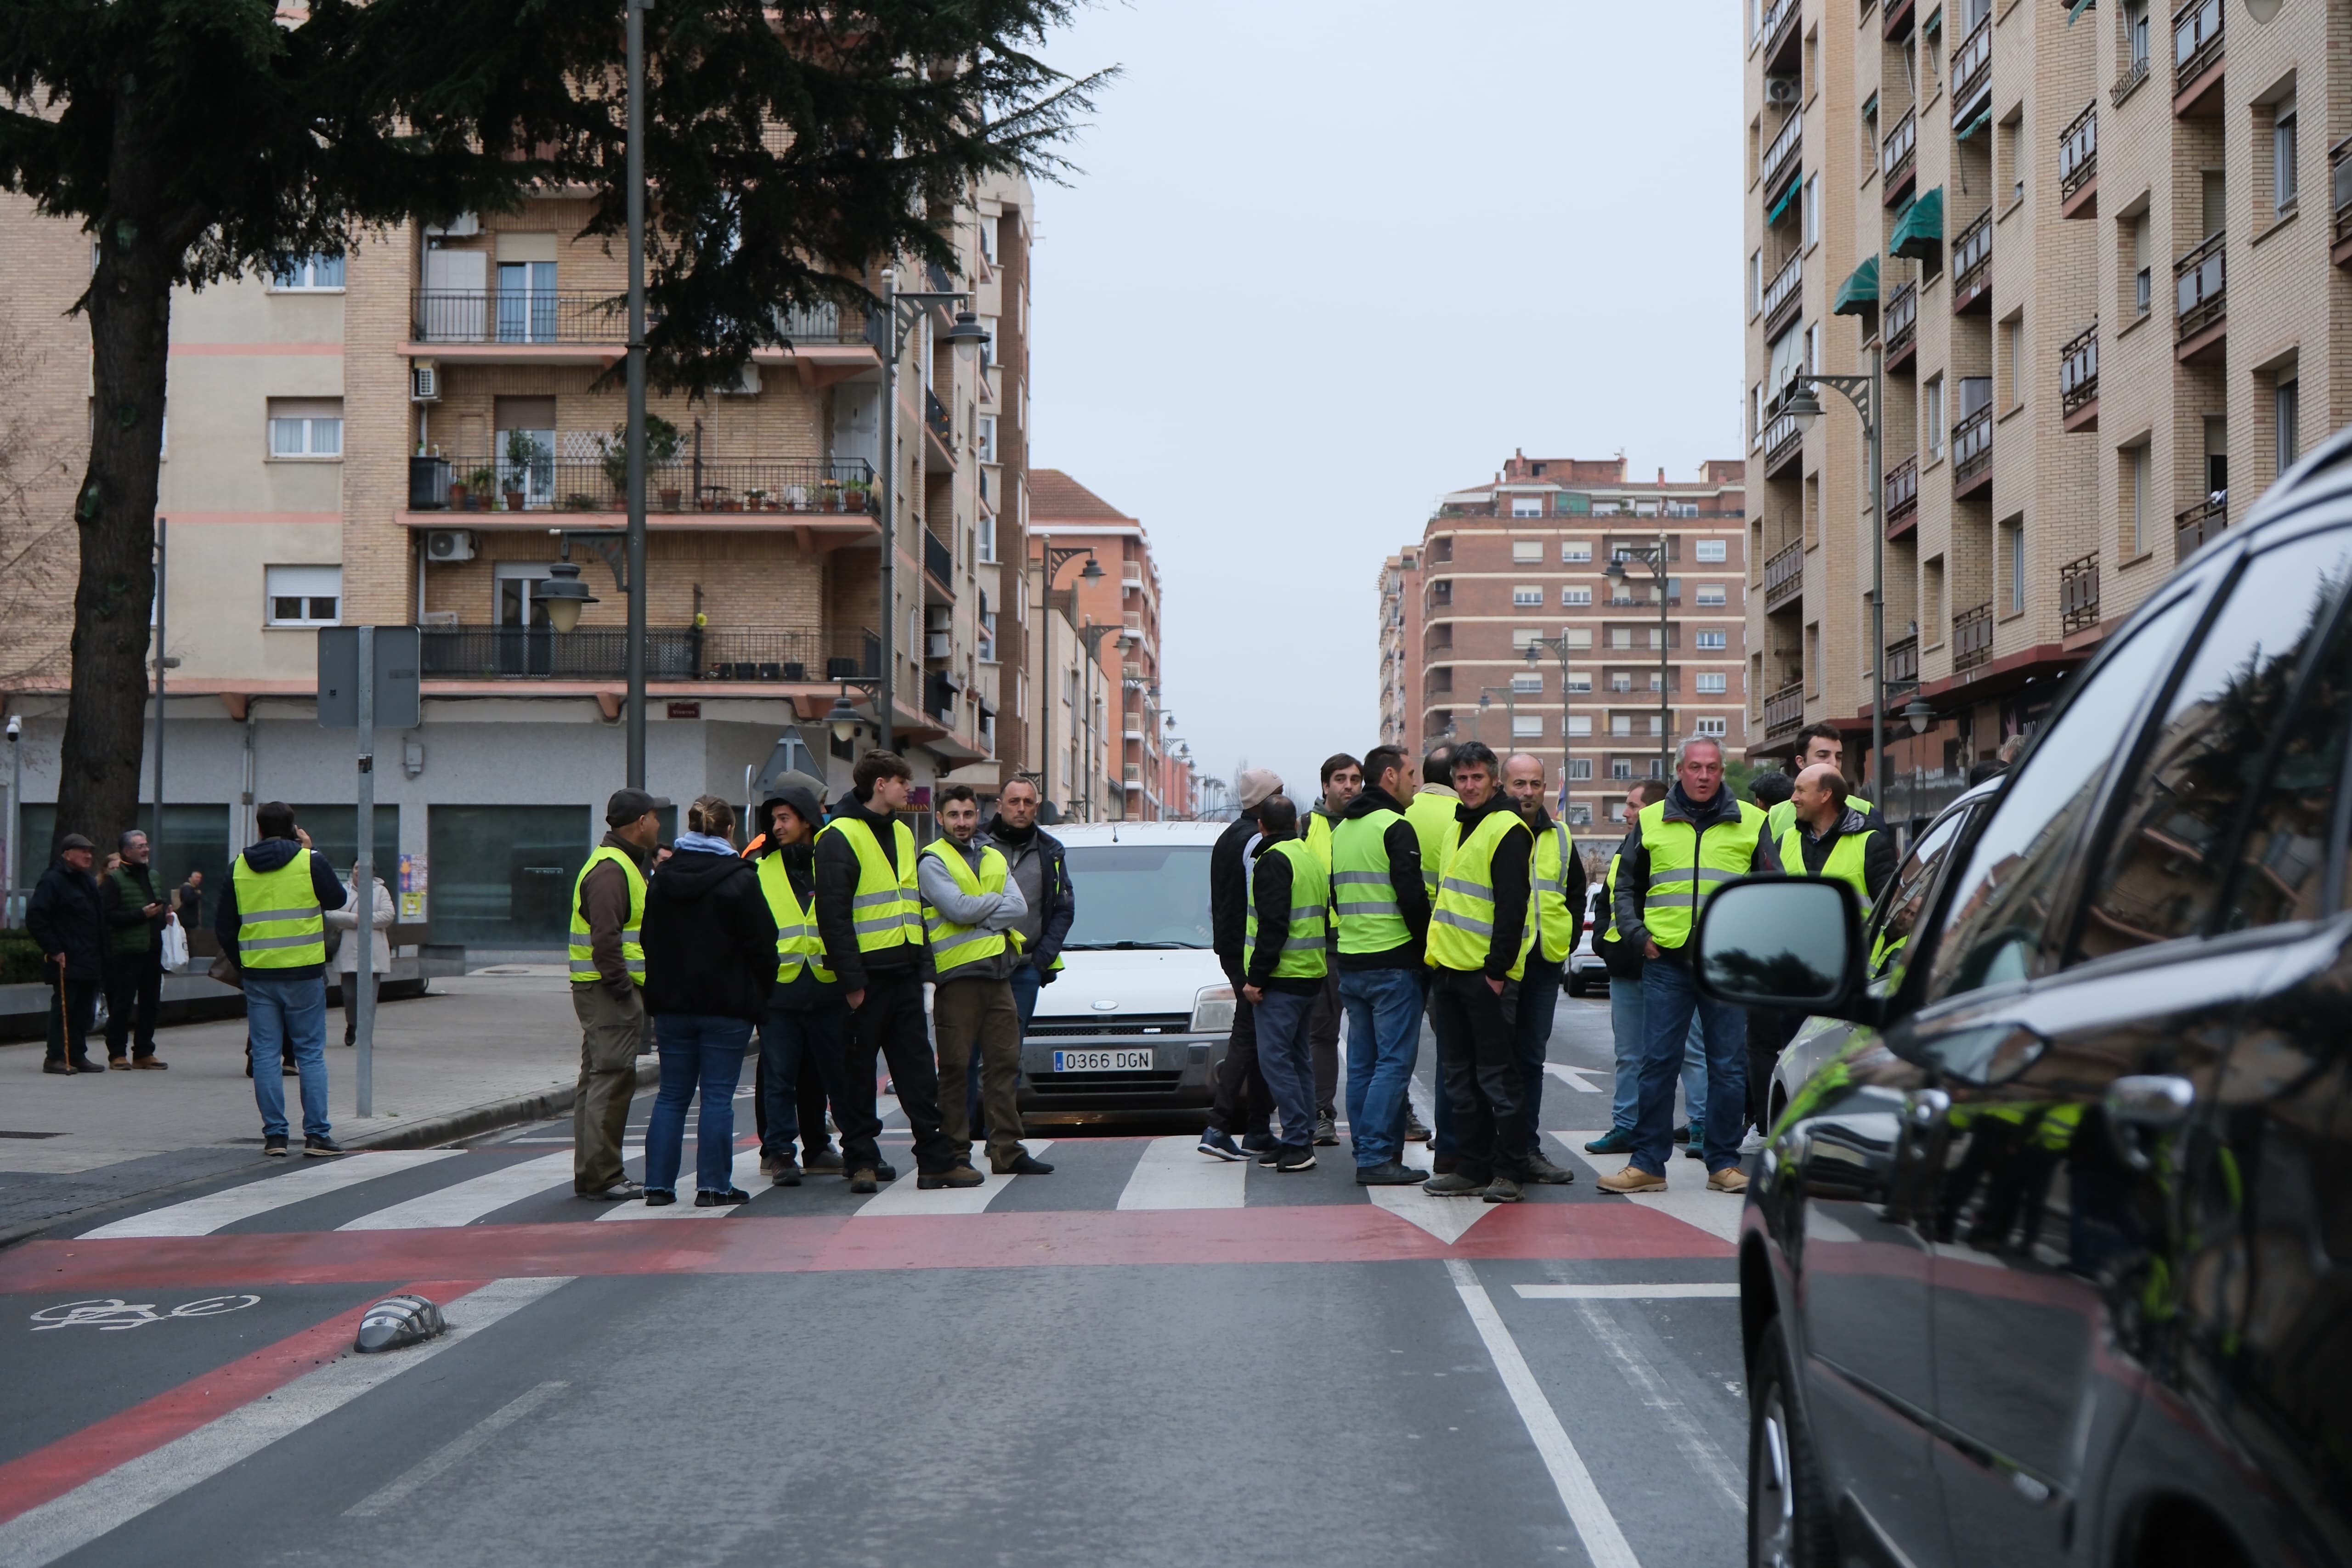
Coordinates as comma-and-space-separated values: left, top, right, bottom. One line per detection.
1780, 350, 1888, 805
1603, 532, 1674, 781
1040, 546, 1104, 815
1523, 633, 1581, 824
1074, 622, 1134, 821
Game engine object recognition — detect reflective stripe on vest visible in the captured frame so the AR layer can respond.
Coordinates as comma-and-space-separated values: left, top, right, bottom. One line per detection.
1426, 809, 1535, 980
756, 851, 834, 985
1245, 839, 1330, 980
567, 846, 646, 985
1637, 797, 1767, 948
1405, 790, 1461, 899
1532, 821, 1577, 964
920, 839, 1023, 975
1775, 823, 1876, 913
233, 850, 327, 969
1330, 807, 1411, 955
817, 816, 923, 951
1602, 852, 1622, 944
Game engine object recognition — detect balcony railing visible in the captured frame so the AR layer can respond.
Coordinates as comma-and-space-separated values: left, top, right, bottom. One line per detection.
1885, 634, 1919, 688
1885, 280, 1918, 360
1764, 407, 1805, 470
1883, 110, 1917, 194
2060, 551, 2101, 634
925, 387, 952, 444
2333, 136, 2352, 249
1758, 0, 1798, 55
1761, 113, 1803, 193
1764, 680, 1806, 738
2176, 230, 2226, 341
417, 625, 876, 683
1885, 454, 1920, 530
1952, 406, 1993, 490
2059, 102, 2098, 199
1763, 250, 1804, 331
1764, 539, 1805, 611
924, 528, 953, 587
1951, 207, 1994, 299
2060, 322, 2099, 415
2177, 493, 2227, 557
2112, 54, 2151, 107
407, 454, 875, 514
409, 290, 629, 345
1953, 602, 1994, 672
2173, 0, 2222, 91
1951, 15, 1993, 119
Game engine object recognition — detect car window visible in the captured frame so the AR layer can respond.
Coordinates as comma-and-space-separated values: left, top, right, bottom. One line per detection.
2078, 531, 2352, 960
1864, 800, 1977, 986
1922, 592, 2202, 1006
2223, 584, 2352, 931
1061, 844, 1214, 948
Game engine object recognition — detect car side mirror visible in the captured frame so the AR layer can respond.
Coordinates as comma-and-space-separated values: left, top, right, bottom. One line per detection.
1692, 875, 1869, 1017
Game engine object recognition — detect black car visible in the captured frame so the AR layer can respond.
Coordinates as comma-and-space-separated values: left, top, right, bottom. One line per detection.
1695, 434, 2352, 1568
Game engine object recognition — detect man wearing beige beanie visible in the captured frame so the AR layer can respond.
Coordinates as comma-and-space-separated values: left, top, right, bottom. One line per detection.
1199, 769, 1285, 1160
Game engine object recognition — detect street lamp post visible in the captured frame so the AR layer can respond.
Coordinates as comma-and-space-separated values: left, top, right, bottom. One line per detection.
1074, 622, 1130, 821
1038, 545, 1102, 816
1525, 634, 1579, 822
1785, 353, 1887, 804
1476, 685, 1519, 752
1604, 531, 1673, 781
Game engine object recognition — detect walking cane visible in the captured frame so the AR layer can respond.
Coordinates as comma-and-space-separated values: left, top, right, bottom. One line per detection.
50, 957, 68, 1072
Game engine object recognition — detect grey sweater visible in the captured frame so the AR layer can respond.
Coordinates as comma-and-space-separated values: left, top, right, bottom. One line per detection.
917, 835, 1029, 984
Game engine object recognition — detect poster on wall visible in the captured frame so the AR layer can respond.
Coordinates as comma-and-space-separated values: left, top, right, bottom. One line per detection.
398, 852, 428, 921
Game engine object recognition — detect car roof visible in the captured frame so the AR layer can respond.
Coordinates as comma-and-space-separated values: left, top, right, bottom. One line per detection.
1046, 821, 1230, 848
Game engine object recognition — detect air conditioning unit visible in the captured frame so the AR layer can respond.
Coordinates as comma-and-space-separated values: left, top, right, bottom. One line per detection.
925, 631, 952, 660
424, 213, 481, 238
717, 364, 761, 397
409, 362, 441, 402
424, 529, 476, 562
1764, 75, 1800, 107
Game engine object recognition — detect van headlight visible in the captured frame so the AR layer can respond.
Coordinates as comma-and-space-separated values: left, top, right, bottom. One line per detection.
1190, 985, 1235, 1035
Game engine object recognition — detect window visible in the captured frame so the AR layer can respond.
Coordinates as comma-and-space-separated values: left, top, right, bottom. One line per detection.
1696, 539, 1728, 562
1567, 759, 1594, 781
1923, 592, 2199, 1003
977, 510, 997, 564
978, 606, 998, 662
1511, 496, 1544, 518
1565, 627, 1594, 649
1803, 175, 1821, 247
1568, 715, 1593, 736
273, 254, 345, 290
1696, 672, 1729, 694
1562, 539, 1592, 563
1695, 629, 1728, 650
1565, 668, 1593, 691
1511, 672, 1541, 694
976, 415, 997, 464
1611, 759, 1634, 780
495, 259, 558, 343
265, 565, 342, 626
2132, 211, 2152, 316
1696, 717, 1728, 737
2273, 96, 2299, 217
267, 398, 343, 458
1697, 583, 1728, 606
429, 805, 592, 947
2124, 0, 2148, 71
1804, 322, 1820, 374
1512, 715, 1543, 738
978, 216, 998, 266
2126, 443, 2151, 555
2277, 378, 2301, 477
1750, 384, 1763, 448
1513, 585, 1543, 607
1750, 250, 1764, 316
1513, 539, 1544, 563
1611, 715, 1634, 737
2075, 531, 2352, 961
1512, 627, 1543, 649
1925, 375, 1946, 458
1609, 628, 1634, 650
2002, 316, 2024, 410
2006, 521, 2025, 615
1563, 585, 1592, 606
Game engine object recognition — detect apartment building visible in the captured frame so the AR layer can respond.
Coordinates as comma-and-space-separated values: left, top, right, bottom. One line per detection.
0, 177, 1033, 950
1391, 453, 1749, 830
1746, 0, 2348, 824
1376, 549, 1421, 749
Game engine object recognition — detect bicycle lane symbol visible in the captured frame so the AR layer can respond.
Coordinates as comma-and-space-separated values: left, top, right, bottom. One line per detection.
30, 1296, 262, 1332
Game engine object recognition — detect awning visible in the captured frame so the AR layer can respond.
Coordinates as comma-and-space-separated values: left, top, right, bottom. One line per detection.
1957, 107, 1992, 140
1765, 171, 1804, 225
2067, 0, 2095, 22
1833, 256, 1881, 317
1890, 187, 1944, 260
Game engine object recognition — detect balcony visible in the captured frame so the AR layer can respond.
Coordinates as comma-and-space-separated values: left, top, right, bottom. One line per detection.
407, 453, 876, 518
1764, 680, 1805, 739
1952, 406, 1993, 498
1883, 110, 1917, 206
1953, 602, 1994, 673
2060, 550, 2101, 635
2059, 102, 2098, 217
923, 528, 954, 594
411, 290, 626, 348
2175, 230, 2226, 355
1764, 406, 1805, 477
1951, 14, 1993, 124
1885, 280, 1919, 371
2177, 493, 2227, 559
1764, 539, 1804, 612
1758, 0, 1799, 63
1951, 206, 1993, 312
2060, 323, 2100, 433
2333, 136, 2352, 263
1885, 454, 1920, 536
1761, 113, 1803, 197
417, 625, 875, 683
1763, 250, 1804, 336
1885, 634, 1919, 689
2172, 0, 2223, 112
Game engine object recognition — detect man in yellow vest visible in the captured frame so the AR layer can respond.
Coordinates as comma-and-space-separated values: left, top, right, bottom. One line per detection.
1238, 795, 1330, 1172
748, 781, 853, 1188
1422, 742, 1538, 1203
1403, 742, 1459, 1157
569, 788, 661, 1198
1330, 743, 1431, 1185
920, 783, 1052, 1179
1302, 752, 1361, 1145
218, 801, 350, 1158
1763, 723, 1882, 841
1584, 780, 1707, 1159
1598, 737, 1779, 1196
1504, 753, 1583, 1185
1201, 770, 1285, 1160
813, 750, 961, 1193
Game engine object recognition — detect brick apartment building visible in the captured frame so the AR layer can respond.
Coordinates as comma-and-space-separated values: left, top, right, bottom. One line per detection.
1747, 0, 2349, 824
1387, 453, 1749, 830
0, 173, 1037, 950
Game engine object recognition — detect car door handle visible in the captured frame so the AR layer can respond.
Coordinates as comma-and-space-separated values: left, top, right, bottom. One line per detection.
2104, 1075, 2194, 1172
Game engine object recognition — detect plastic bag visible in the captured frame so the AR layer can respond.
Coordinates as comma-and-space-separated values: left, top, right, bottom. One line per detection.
159, 914, 189, 972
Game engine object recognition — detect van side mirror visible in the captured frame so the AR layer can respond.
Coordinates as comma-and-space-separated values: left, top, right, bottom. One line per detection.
1692, 876, 1867, 1015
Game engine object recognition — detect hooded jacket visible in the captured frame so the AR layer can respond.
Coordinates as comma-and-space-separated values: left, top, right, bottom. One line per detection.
984, 817, 1074, 973
813, 792, 916, 991
1334, 784, 1431, 972
213, 839, 350, 981
1209, 814, 1262, 982
1611, 782, 1781, 962
641, 847, 777, 1020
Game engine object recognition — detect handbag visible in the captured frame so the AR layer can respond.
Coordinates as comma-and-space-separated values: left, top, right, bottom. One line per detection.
208, 951, 243, 990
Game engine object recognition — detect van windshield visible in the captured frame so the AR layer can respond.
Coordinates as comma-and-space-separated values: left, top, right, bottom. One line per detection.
1061, 843, 1215, 949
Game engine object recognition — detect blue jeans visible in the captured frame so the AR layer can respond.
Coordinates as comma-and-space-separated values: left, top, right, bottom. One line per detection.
1252, 989, 1318, 1151
1606, 974, 1708, 1137
1634, 961, 1747, 1176
247, 974, 330, 1139
1339, 967, 1423, 1167
645, 1015, 752, 1194
757, 1000, 848, 1162
1513, 956, 1564, 1149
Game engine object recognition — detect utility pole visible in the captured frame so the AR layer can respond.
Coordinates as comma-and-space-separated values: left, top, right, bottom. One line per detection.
148, 517, 168, 861
623, 0, 650, 788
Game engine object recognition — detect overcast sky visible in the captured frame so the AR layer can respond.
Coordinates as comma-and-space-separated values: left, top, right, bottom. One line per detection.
1029, 2, 1744, 806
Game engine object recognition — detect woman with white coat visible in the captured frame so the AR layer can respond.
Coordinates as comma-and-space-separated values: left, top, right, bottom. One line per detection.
326, 864, 395, 1047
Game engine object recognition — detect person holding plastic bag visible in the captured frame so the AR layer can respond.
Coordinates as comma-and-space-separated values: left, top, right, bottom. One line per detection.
326, 862, 395, 1047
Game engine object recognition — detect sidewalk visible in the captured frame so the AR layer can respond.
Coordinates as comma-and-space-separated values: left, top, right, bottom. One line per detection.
0, 967, 646, 1243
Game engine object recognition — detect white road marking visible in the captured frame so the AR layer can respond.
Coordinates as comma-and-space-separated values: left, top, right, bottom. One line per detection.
595, 1149, 768, 1220
1445, 1258, 1641, 1568
1544, 1062, 1606, 1093
337, 1152, 571, 1231
1571, 1297, 1747, 1513
1115, 1135, 1249, 1210
1551, 1131, 1745, 1244
1512, 1283, 1739, 1299
1369, 1184, 1500, 1245
853, 1141, 1056, 1216
78, 1152, 463, 1239
0, 1277, 573, 1568
343, 1380, 570, 1517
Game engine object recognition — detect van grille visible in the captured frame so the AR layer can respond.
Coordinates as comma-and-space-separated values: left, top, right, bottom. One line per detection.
1024, 1013, 1193, 1038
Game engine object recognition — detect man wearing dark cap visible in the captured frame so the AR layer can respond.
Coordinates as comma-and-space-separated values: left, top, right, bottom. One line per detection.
29, 833, 105, 1075
99, 829, 172, 1069
567, 788, 661, 1199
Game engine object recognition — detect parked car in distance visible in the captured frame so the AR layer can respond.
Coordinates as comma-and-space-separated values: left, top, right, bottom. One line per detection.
1566, 882, 1609, 996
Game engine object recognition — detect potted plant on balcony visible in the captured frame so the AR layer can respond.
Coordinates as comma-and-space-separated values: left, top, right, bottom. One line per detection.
599, 415, 684, 510
502, 427, 548, 512
745, 487, 770, 512
463, 466, 494, 511
840, 479, 870, 513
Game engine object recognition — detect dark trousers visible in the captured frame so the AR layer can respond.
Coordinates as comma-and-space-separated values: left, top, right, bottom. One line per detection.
103, 951, 163, 1059
45, 976, 99, 1064
1307, 968, 1340, 1118
839, 969, 960, 1175
1253, 988, 1319, 1150
756, 998, 850, 1162
1747, 1008, 1803, 1134
934, 977, 1024, 1166
1511, 955, 1565, 1150
968, 961, 1043, 1141
1429, 967, 1527, 1185
1206, 971, 1272, 1137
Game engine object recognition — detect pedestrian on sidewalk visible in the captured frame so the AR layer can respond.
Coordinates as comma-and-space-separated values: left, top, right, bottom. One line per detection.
216, 804, 349, 1156
1330, 743, 1431, 1186
814, 750, 961, 1194
1301, 752, 1360, 1146
98, 830, 171, 1069
975, 776, 1073, 1146
1504, 753, 1582, 1186
29, 833, 105, 1076
1239, 795, 1328, 1172
327, 860, 394, 1048
640, 796, 775, 1208
751, 782, 852, 1187
921, 783, 1051, 1180
1199, 769, 1283, 1161
568, 789, 661, 1201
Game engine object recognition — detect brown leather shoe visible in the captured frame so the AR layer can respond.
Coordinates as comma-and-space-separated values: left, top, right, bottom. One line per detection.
107, 1057, 131, 1071
42, 1059, 76, 1076
1596, 1164, 1668, 1194
1707, 1166, 1751, 1194
132, 1057, 168, 1070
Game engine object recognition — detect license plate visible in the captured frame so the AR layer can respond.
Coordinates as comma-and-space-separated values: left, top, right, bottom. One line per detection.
1051, 1048, 1155, 1072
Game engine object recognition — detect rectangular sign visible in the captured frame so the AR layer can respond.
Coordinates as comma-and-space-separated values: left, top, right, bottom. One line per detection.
317, 626, 423, 730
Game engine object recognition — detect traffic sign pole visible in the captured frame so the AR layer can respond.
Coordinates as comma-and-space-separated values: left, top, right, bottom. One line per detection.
355, 623, 376, 1118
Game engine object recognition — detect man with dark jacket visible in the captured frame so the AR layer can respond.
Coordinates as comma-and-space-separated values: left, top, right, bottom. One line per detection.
1301, 753, 1361, 1144
99, 829, 171, 1069
1330, 744, 1431, 1184
974, 776, 1073, 1148
1199, 768, 1284, 1160
1504, 754, 1583, 1184
814, 749, 960, 1193
1239, 795, 1328, 1172
568, 788, 661, 1200
29, 833, 105, 1075
215, 803, 349, 1155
